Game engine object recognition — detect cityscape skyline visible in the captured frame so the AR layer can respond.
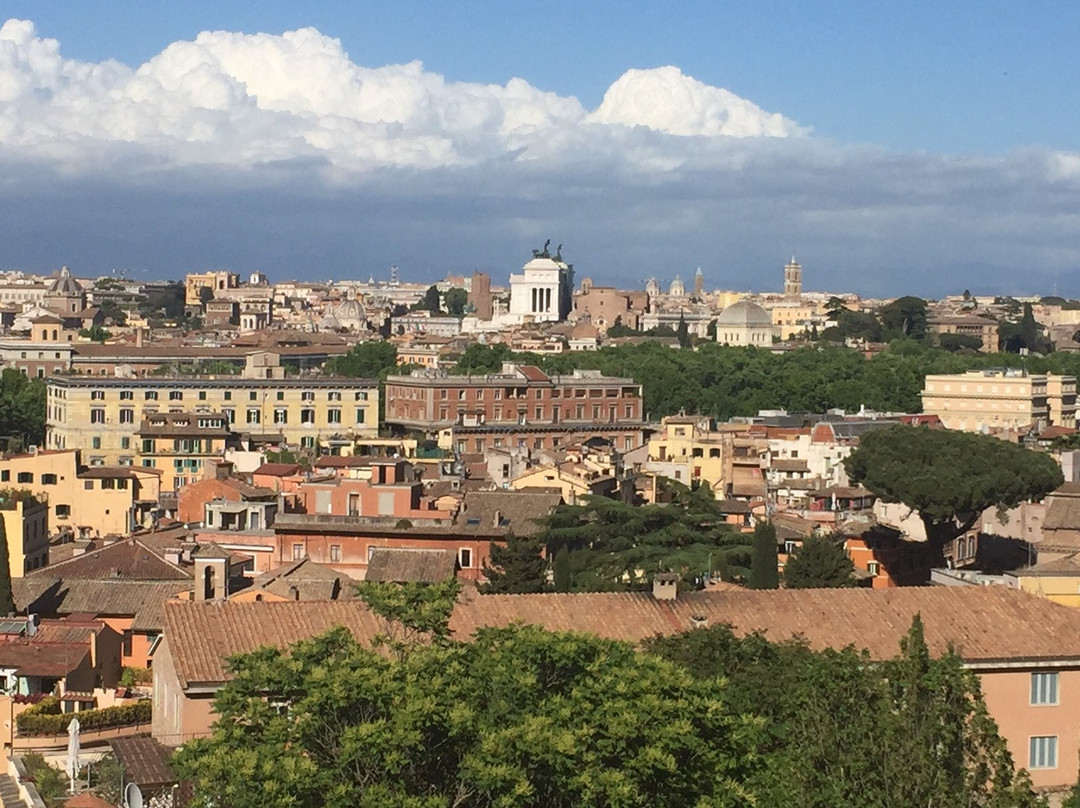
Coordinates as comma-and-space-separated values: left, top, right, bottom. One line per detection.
1, 9, 1079, 296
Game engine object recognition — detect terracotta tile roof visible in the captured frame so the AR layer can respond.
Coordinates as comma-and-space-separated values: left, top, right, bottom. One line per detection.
32, 620, 101, 645
29, 538, 190, 582
517, 365, 550, 382
455, 490, 561, 536
1044, 485, 1080, 531
365, 548, 458, 583
65, 794, 115, 808
163, 586, 1080, 688
253, 463, 303, 477
0, 640, 89, 677
14, 578, 189, 630
163, 601, 385, 687
245, 559, 355, 600
110, 735, 177, 788
314, 456, 373, 469
771, 458, 809, 472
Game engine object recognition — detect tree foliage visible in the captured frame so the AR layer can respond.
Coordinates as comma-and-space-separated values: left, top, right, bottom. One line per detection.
481, 534, 547, 594
535, 487, 752, 590
173, 624, 760, 808
324, 340, 399, 379
783, 535, 854, 589
845, 425, 1063, 553
748, 521, 779, 590
0, 370, 46, 447
355, 579, 460, 657
646, 617, 1045, 808
0, 512, 15, 616
444, 287, 468, 317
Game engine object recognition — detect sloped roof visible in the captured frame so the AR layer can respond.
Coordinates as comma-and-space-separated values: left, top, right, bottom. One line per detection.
0, 640, 89, 677
1044, 486, 1080, 531
162, 585, 1080, 689
14, 578, 189, 630
246, 558, 355, 600
253, 463, 303, 477
455, 490, 561, 536
110, 736, 177, 788
27, 539, 190, 581
365, 548, 457, 583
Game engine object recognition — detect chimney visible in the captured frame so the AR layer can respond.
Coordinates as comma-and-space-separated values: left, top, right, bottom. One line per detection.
164, 548, 182, 566
652, 572, 679, 601
135, 328, 144, 349
689, 614, 709, 629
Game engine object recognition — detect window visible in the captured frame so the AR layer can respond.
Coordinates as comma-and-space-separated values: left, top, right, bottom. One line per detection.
301, 436, 315, 449
41, 474, 57, 485
327, 409, 341, 424
119, 408, 134, 424
223, 391, 232, 401
84, 481, 94, 490
273, 408, 288, 424
121, 437, 130, 450
90, 390, 105, 400
301, 409, 315, 424
249, 391, 258, 401
92, 437, 101, 449
144, 391, 158, 401
247, 409, 261, 424
355, 391, 368, 401
1029, 736, 1057, 769
198, 391, 207, 401
329, 544, 341, 562
1031, 672, 1059, 705
90, 408, 105, 424
16, 472, 32, 484
0, 471, 8, 483
55, 504, 70, 518
867, 561, 879, 576
276, 391, 285, 401
169, 391, 183, 401
301, 391, 315, 402
223, 408, 235, 424
120, 390, 133, 400
355, 408, 366, 424
292, 543, 304, 561
328, 391, 341, 401
459, 548, 472, 568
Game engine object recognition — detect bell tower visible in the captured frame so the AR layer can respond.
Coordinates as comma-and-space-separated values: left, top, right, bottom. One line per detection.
783, 258, 802, 298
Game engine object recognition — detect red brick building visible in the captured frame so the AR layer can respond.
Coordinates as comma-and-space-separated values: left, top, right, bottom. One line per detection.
385, 363, 648, 453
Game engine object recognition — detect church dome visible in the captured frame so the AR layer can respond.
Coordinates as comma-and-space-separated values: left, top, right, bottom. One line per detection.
47, 266, 83, 297
716, 300, 771, 326
668, 276, 685, 296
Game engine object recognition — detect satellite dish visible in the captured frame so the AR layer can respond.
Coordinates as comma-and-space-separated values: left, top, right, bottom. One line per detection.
125, 782, 144, 808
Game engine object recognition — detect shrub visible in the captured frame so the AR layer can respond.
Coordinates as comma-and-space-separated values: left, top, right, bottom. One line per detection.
16, 700, 151, 736
120, 666, 152, 687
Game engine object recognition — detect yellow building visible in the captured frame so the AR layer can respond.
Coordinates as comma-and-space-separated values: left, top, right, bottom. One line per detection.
185, 271, 238, 306
768, 304, 819, 340
921, 370, 1076, 432
510, 462, 616, 504
645, 415, 753, 493
0, 490, 49, 575
0, 449, 161, 537
46, 353, 379, 468
1006, 556, 1080, 607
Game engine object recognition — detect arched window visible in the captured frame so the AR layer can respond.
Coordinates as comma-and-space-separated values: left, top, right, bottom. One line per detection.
203, 565, 216, 600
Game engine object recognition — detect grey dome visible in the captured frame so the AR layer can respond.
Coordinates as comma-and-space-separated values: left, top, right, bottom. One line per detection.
47, 266, 83, 297
716, 300, 771, 326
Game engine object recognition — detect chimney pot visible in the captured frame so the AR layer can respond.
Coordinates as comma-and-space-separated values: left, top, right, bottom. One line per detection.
652, 572, 679, 601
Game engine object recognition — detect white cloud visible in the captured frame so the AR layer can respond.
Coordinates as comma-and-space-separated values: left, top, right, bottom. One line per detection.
587, 66, 804, 137
0, 19, 799, 172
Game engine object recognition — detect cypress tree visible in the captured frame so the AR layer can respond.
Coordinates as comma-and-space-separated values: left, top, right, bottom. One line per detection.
676, 315, 691, 348
0, 515, 14, 614
552, 547, 572, 593
749, 521, 779, 590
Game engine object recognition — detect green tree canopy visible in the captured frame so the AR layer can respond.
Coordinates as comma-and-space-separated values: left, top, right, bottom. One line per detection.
748, 521, 779, 590
444, 287, 468, 317
845, 424, 1063, 555
324, 340, 398, 379
783, 535, 854, 589
481, 534, 547, 594
536, 488, 752, 590
879, 296, 928, 340
173, 624, 760, 808
0, 370, 46, 448
646, 616, 1043, 807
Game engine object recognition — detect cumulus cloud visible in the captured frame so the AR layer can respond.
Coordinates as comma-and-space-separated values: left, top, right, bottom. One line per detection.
0, 19, 800, 172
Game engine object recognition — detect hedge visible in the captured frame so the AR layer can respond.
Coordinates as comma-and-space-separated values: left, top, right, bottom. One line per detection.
16, 700, 151, 736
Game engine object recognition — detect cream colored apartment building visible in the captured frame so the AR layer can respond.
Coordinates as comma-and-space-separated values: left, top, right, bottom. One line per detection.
921, 370, 1076, 432
46, 354, 379, 469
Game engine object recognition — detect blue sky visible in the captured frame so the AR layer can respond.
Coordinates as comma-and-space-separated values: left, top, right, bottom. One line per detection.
1, 2, 1079, 295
